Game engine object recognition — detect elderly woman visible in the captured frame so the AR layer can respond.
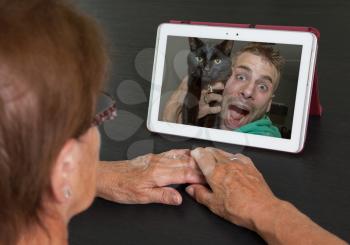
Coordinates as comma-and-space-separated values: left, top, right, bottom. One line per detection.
0, 1, 202, 244
0, 0, 346, 245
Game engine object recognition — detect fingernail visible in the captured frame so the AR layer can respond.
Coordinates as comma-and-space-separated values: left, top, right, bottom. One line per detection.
191, 148, 202, 159
173, 195, 181, 204
185, 186, 194, 196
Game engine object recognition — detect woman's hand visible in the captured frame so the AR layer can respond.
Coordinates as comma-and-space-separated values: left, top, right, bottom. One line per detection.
96, 149, 204, 205
185, 147, 279, 230
186, 147, 348, 245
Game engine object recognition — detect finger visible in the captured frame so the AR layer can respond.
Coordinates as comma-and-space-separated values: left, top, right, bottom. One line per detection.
206, 147, 235, 162
233, 153, 255, 165
234, 153, 253, 163
149, 187, 183, 205
211, 81, 225, 90
154, 150, 207, 186
185, 184, 213, 206
198, 104, 220, 119
191, 147, 217, 177
206, 148, 252, 165
158, 152, 197, 169
154, 165, 206, 186
206, 93, 223, 103
208, 106, 221, 114
206, 147, 234, 157
161, 149, 191, 158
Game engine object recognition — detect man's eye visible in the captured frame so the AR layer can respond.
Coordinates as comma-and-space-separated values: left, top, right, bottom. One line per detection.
236, 74, 246, 81
258, 83, 268, 92
214, 58, 222, 64
195, 57, 203, 62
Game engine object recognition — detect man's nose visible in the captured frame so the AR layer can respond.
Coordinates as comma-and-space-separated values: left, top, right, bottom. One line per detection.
240, 81, 255, 99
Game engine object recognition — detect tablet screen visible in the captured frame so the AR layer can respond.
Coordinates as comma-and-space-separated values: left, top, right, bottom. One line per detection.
158, 36, 302, 139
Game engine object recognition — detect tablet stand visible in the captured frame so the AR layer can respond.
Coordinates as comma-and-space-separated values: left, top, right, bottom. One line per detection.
169, 20, 322, 116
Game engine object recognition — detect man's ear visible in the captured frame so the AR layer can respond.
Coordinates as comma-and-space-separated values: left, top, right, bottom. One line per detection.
266, 97, 273, 113
50, 139, 81, 204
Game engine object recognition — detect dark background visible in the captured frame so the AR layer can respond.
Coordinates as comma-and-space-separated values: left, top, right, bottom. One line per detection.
70, 0, 350, 244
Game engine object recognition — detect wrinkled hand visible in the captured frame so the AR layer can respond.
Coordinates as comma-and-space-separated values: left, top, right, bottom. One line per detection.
186, 147, 279, 230
96, 149, 205, 205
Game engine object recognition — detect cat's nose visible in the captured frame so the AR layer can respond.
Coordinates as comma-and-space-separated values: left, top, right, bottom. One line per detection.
203, 70, 210, 76
204, 66, 210, 72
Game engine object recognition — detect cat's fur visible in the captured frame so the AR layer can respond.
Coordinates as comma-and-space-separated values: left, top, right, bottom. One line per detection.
182, 37, 234, 127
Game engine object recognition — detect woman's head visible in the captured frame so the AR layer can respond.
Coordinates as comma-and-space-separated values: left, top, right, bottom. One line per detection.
0, 0, 108, 243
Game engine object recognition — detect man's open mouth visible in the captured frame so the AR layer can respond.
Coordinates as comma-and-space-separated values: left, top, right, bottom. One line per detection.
224, 103, 251, 129
229, 105, 249, 117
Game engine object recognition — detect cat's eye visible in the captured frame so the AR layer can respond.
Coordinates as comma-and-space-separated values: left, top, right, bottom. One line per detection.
195, 56, 203, 63
214, 59, 222, 64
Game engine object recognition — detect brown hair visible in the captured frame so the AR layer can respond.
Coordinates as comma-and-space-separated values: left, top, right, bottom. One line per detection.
234, 43, 285, 91
0, 0, 108, 243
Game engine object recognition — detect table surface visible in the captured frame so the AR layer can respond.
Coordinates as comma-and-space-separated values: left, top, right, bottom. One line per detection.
69, 0, 350, 244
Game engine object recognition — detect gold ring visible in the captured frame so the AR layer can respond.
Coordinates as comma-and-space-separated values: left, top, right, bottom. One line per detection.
229, 156, 246, 164
229, 157, 239, 161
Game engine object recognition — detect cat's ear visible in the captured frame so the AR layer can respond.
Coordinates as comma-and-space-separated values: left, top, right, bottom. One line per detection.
217, 40, 234, 56
189, 37, 204, 51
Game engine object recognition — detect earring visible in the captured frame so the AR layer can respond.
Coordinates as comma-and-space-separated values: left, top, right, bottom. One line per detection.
63, 187, 72, 199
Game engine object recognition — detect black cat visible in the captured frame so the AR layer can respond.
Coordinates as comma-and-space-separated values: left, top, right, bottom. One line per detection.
182, 37, 234, 128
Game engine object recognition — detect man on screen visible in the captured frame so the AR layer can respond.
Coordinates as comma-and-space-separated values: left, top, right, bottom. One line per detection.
163, 43, 283, 138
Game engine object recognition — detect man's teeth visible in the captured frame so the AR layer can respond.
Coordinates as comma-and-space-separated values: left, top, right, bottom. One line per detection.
229, 105, 249, 115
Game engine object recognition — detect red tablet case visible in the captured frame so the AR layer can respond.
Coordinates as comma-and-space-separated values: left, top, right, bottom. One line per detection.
169, 20, 322, 116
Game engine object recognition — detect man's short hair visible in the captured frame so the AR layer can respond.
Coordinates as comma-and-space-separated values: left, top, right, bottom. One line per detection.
233, 43, 285, 92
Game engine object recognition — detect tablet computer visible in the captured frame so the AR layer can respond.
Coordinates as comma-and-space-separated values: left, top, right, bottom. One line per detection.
147, 23, 318, 153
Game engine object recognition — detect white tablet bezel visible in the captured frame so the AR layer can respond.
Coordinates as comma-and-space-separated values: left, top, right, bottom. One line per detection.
147, 23, 317, 153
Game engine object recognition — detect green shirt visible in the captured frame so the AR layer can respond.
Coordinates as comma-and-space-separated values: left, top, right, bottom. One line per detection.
235, 115, 281, 138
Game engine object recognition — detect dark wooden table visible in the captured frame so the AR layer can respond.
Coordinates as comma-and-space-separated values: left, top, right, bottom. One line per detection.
69, 0, 350, 244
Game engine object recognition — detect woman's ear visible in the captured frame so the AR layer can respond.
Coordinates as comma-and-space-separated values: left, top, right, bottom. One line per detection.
50, 139, 82, 204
